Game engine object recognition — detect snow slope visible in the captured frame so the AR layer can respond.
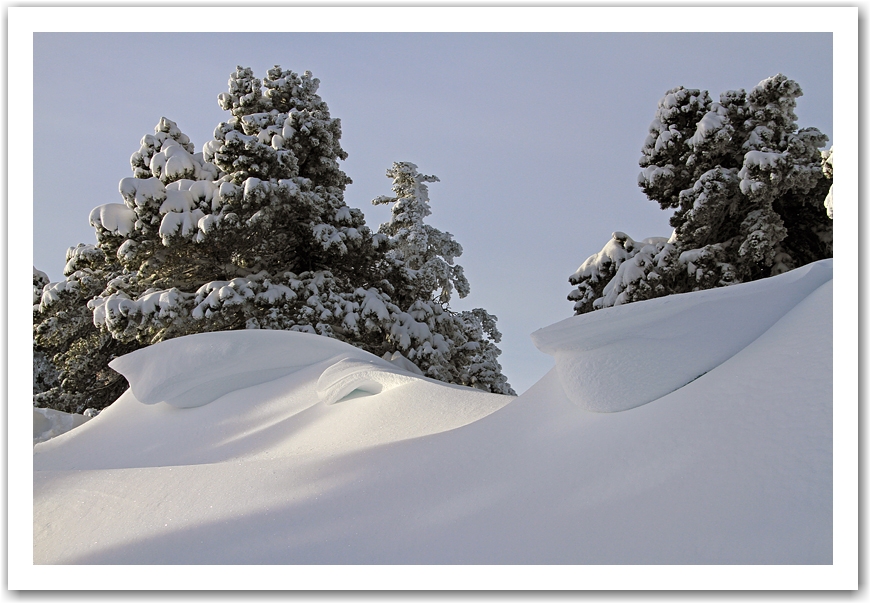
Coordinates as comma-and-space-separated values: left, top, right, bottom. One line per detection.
33, 260, 833, 565
33, 407, 91, 445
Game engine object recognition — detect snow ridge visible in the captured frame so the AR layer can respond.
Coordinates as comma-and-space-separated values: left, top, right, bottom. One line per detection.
533, 258, 832, 412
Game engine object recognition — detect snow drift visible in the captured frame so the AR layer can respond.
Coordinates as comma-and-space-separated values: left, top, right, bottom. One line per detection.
33, 260, 833, 564
533, 259, 832, 412
107, 328, 429, 409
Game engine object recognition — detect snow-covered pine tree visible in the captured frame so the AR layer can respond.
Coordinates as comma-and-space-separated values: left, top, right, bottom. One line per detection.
85, 66, 387, 347
34, 65, 514, 411
33, 267, 59, 395
568, 74, 833, 315
33, 249, 139, 413
371, 162, 514, 395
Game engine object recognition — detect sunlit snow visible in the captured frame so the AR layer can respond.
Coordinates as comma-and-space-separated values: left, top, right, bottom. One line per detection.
33, 260, 832, 564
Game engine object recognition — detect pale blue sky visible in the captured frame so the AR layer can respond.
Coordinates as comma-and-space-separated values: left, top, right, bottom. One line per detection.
33, 32, 833, 393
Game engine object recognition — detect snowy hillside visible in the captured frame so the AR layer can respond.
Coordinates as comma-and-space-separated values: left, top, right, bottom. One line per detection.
34, 260, 833, 569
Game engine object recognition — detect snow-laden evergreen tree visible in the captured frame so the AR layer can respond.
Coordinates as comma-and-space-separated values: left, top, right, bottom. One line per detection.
33, 250, 138, 413
33, 267, 59, 395
84, 66, 386, 347
371, 162, 514, 394
373, 162, 469, 306
34, 65, 514, 411
569, 74, 833, 315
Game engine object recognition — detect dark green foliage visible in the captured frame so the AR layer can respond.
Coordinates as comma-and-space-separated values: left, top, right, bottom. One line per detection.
570, 74, 832, 315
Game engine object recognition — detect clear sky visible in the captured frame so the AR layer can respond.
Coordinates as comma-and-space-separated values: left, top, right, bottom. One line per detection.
32, 30, 833, 393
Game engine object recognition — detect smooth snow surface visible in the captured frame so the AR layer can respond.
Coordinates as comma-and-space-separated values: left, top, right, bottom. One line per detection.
534, 259, 832, 412
33, 261, 832, 564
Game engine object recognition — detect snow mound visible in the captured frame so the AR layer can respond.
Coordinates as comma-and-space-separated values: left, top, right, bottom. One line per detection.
108, 329, 402, 409
35, 333, 509, 471
532, 259, 832, 412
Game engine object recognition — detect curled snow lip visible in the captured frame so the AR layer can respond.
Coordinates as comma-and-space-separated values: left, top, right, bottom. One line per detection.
532, 259, 833, 413
316, 357, 420, 405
